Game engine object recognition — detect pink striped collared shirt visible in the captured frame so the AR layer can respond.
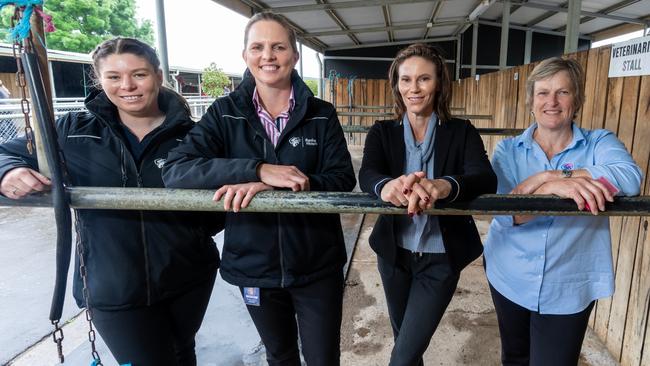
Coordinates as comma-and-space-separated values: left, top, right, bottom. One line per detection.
252, 87, 295, 147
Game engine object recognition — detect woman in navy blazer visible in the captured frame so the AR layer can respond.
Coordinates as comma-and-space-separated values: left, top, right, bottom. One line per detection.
358, 43, 497, 366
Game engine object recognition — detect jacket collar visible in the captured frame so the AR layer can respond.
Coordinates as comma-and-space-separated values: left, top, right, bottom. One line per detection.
392, 118, 452, 177
230, 69, 314, 146
84, 88, 193, 133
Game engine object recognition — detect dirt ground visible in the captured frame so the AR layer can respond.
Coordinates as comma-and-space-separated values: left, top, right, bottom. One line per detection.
340, 214, 619, 366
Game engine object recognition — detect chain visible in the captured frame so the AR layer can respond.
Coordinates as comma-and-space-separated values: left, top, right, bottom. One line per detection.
74, 209, 103, 366
10, 6, 35, 155
51, 319, 64, 363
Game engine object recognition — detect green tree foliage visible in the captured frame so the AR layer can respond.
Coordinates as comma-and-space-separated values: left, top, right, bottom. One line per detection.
304, 79, 318, 96
0, 0, 153, 53
202, 63, 230, 98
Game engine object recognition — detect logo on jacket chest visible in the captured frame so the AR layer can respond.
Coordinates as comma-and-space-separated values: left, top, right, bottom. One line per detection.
154, 158, 166, 169
288, 136, 318, 147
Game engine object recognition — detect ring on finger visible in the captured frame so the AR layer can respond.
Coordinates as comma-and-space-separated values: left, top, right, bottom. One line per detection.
12, 187, 18, 195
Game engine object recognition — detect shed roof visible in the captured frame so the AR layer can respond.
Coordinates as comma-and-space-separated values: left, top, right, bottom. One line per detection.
213, 0, 650, 52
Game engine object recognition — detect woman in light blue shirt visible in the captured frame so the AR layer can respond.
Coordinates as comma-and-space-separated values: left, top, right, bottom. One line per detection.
484, 57, 642, 366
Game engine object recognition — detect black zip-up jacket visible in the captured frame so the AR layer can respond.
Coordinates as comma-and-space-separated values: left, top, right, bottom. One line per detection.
359, 118, 497, 273
0, 89, 222, 311
163, 70, 356, 288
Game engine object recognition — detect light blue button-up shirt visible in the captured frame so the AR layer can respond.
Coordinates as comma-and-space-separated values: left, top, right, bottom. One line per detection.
484, 123, 642, 314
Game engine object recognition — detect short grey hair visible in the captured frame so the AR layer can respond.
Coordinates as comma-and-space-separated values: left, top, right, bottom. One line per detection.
526, 57, 585, 116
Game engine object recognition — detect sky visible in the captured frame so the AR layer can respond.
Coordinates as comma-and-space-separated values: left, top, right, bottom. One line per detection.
134, 0, 321, 77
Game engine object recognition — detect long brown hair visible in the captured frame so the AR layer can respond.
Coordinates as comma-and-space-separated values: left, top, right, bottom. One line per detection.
388, 43, 452, 122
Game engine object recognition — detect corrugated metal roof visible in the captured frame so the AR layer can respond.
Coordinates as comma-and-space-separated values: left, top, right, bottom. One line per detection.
213, 0, 650, 52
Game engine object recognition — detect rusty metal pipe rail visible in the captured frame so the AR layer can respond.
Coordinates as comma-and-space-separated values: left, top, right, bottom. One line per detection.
2, 187, 650, 216
336, 111, 494, 121
341, 125, 524, 136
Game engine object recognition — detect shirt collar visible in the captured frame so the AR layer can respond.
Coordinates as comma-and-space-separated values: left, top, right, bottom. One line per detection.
517, 121, 586, 150
252, 87, 295, 116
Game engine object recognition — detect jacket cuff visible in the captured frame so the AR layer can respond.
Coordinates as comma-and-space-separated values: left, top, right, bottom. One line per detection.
373, 177, 392, 198
440, 176, 460, 202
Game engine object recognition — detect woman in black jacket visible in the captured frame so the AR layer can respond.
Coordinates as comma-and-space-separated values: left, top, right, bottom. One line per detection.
0, 38, 222, 365
163, 12, 355, 366
358, 43, 497, 366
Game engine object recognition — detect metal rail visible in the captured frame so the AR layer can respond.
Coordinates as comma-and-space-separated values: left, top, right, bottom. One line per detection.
336, 111, 494, 120
2, 187, 650, 216
341, 125, 524, 135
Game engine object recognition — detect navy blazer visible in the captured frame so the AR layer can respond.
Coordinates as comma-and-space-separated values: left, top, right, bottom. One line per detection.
358, 118, 497, 273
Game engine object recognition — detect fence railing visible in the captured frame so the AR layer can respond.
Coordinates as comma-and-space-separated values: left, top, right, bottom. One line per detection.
0, 97, 216, 142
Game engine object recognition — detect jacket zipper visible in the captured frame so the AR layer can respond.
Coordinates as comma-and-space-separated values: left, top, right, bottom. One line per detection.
112, 127, 159, 306
278, 214, 285, 288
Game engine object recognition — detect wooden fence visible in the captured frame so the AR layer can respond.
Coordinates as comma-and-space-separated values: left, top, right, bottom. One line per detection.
324, 44, 650, 366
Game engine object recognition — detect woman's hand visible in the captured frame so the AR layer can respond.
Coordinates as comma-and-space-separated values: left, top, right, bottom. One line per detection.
511, 171, 555, 195
407, 178, 452, 215
257, 163, 310, 192
213, 182, 274, 212
536, 177, 614, 215
380, 172, 424, 207
0, 167, 51, 199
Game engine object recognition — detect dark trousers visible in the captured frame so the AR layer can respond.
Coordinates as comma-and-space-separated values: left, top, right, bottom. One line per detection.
489, 284, 595, 366
378, 248, 460, 366
241, 271, 344, 366
92, 271, 216, 366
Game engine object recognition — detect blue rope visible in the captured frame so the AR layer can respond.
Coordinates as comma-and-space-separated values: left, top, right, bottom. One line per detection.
0, 0, 45, 42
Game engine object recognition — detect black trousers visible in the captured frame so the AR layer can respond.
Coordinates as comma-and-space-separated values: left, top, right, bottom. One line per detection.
241, 271, 344, 366
378, 248, 460, 366
92, 271, 216, 366
489, 284, 595, 366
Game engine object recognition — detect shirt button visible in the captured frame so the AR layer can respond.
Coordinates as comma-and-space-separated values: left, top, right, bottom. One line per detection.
538, 275, 542, 278
542, 233, 547, 238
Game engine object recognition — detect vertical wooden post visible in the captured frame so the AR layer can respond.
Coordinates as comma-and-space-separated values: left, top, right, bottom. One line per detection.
27, 9, 54, 176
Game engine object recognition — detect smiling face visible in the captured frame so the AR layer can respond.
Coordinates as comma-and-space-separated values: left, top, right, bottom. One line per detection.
532, 70, 576, 132
397, 56, 438, 120
243, 20, 299, 90
97, 53, 162, 118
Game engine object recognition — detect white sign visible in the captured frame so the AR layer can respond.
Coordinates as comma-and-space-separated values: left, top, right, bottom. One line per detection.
608, 35, 650, 78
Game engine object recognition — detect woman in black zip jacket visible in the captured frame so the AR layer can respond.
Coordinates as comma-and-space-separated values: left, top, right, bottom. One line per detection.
163, 12, 355, 366
0, 38, 222, 365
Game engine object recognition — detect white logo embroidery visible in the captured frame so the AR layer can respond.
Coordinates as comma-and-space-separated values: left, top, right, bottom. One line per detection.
154, 158, 166, 169
289, 137, 302, 147
305, 138, 317, 146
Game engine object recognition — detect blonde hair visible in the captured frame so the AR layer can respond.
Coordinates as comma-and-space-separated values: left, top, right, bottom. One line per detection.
526, 57, 585, 117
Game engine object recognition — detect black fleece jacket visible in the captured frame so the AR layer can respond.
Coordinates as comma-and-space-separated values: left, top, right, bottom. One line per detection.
0, 89, 223, 310
163, 70, 356, 288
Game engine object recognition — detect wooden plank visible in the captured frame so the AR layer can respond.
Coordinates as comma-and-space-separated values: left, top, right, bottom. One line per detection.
603, 77, 625, 136
590, 46, 612, 130
580, 48, 601, 131
606, 76, 641, 361
621, 75, 650, 366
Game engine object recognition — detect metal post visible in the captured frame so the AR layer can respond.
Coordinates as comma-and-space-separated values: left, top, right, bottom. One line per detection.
471, 21, 478, 77
197, 73, 202, 96
455, 35, 461, 80
499, 0, 510, 70
564, 0, 581, 54
47, 60, 56, 99
28, 9, 53, 176
524, 29, 532, 64
155, 0, 170, 84
299, 42, 304, 78
316, 53, 323, 98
